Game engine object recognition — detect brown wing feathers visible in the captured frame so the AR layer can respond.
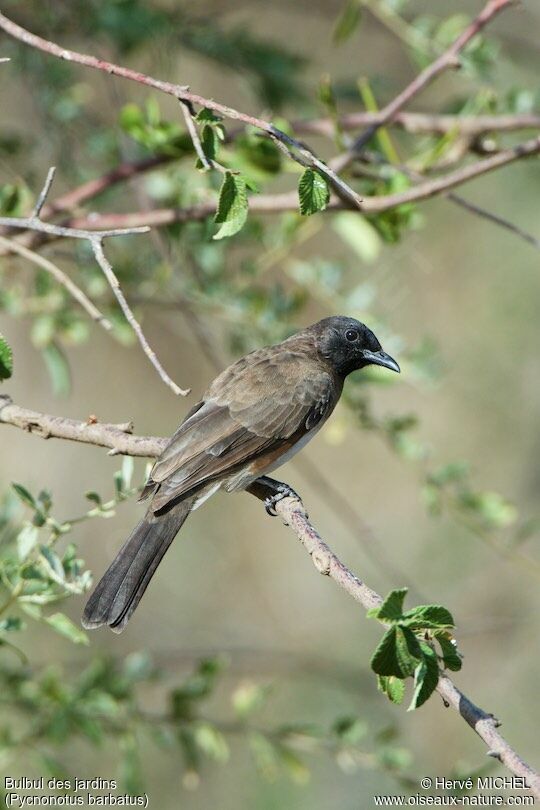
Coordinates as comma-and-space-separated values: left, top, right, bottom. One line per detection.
143, 342, 339, 515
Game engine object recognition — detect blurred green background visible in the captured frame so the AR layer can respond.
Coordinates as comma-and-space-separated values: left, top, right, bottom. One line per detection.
0, 0, 539, 806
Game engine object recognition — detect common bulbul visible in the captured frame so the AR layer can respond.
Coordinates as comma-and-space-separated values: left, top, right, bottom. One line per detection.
82, 316, 399, 632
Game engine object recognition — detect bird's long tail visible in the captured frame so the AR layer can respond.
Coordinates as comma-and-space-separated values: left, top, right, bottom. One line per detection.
82, 498, 193, 633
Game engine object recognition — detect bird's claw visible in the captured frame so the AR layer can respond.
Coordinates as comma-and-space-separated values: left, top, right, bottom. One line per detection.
264, 484, 301, 517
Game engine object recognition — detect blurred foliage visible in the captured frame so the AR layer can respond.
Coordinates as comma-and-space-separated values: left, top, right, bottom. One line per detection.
0, 475, 415, 789
0, 0, 539, 797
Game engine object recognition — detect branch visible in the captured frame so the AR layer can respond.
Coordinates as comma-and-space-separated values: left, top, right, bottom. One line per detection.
44, 137, 537, 233
6, 110, 538, 230
0, 11, 363, 210
0, 395, 539, 796
0, 395, 165, 457
360, 151, 540, 252
360, 136, 540, 213
0, 169, 189, 397
298, 111, 540, 140
332, 0, 517, 170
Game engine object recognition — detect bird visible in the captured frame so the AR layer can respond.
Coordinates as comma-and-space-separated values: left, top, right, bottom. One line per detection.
82, 316, 399, 632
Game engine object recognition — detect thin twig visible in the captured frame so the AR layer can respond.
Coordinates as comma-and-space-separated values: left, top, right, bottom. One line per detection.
0, 169, 188, 396
332, 0, 517, 170
0, 214, 150, 240
179, 99, 211, 171
446, 192, 540, 250
0, 235, 112, 330
90, 238, 190, 396
0, 395, 538, 796
31, 165, 57, 218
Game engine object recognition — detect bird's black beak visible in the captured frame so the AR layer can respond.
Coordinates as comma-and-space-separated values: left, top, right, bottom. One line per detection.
362, 349, 400, 373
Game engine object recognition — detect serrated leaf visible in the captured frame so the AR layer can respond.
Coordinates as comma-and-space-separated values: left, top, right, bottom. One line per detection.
298, 168, 330, 215
435, 634, 462, 671
401, 604, 455, 630
0, 333, 13, 380
196, 108, 223, 125
371, 625, 422, 678
377, 675, 406, 704
45, 612, 89, 645
408, 645, 439, 710
333, 0, 362, 44
197, 125, 218, 166
12, 483, 36, 509
374, 588, 408, 622
213, 172, 249, 240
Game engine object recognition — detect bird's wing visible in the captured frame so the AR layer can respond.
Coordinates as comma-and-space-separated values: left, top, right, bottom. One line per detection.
144, 346, 339, 513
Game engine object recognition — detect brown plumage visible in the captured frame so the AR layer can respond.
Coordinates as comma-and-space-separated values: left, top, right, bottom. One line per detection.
83, 316, 399, 632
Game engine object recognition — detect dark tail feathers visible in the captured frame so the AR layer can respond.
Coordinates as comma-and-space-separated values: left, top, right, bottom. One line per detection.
82, 499, 193, 633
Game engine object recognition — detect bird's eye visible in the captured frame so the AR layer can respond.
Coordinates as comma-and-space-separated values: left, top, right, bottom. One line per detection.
345, 329, 359, 342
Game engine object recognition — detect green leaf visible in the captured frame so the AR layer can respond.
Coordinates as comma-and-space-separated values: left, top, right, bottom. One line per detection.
213, 172, 249, 240
119, 735, 144, 794
232, 681, 271, 717
0, 616, 24, 633
333, 212, 382, 263
277, 745, 310, 784
45, 612, 89, 645
249, 732, 280, 781
401, 604, 455, 631
196, 108, 223, 125
42, 343, 71, 397
0, 333, 13, 380
372, 588, 408, 622
371, 625, 422, 678
435, 633, 462, 672
333, 716, 368, 743
333, 0, 362, 44
377, 675, 405, 705
298, 169, 330, 216
197, 124, 218, 166
194, 722, 230, 762
17, 524, 39, 561
12, 483, 36, 509
408, 645, 439, 710
40, 546, 65, 581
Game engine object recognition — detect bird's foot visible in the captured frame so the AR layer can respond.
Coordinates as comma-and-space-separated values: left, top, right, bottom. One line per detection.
264, 483, 301, 517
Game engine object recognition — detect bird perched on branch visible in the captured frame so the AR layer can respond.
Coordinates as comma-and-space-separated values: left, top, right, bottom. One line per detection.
82, 316, 399, 632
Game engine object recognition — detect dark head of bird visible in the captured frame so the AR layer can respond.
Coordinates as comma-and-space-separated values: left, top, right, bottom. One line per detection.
312, 316, 400, 378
